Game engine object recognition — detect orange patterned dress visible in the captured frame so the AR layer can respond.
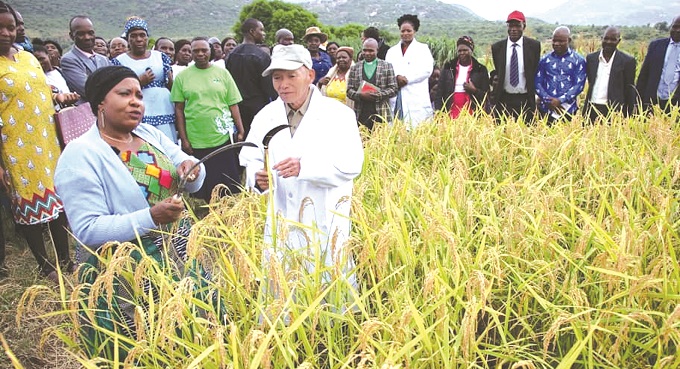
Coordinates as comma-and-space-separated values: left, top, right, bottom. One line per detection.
0, 51, 63, 225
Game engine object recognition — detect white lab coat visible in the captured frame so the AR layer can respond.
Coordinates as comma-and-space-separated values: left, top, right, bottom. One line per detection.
239, 86, 364, 283
386, 39, 434, 129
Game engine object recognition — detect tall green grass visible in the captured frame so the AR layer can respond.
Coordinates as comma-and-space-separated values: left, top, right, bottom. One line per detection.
17, 110, 680, 368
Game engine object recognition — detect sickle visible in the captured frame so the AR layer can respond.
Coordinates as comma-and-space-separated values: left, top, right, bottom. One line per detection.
262, 124, 291, 148
175, 141, 257, 198
262, 124, 291, 170
174, 125, 291, 200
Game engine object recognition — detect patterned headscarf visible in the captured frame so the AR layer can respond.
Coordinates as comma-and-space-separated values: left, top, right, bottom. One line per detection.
456, 36, 474, 52
124, 17, 149, 38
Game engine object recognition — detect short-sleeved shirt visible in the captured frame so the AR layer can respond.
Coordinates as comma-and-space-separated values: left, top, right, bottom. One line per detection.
170, 65, 243, 149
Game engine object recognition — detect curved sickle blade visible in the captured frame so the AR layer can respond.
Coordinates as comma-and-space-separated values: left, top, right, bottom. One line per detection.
176, 141, 258, 196
263, 124, 291, 148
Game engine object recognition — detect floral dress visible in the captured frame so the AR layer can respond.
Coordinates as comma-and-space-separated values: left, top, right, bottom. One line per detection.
0, 51, 63, 225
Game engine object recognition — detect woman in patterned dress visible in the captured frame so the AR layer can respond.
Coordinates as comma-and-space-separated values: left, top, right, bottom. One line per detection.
55, 66, 214, 361
0, 1, 77, 281
112, 17, 176, 142
318, 46, 355, 109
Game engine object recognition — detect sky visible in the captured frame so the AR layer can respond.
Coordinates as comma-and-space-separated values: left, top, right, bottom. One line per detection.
444, 0, 568, 21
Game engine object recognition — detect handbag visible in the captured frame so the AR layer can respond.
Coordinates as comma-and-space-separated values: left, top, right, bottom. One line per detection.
54, 102, 96, 148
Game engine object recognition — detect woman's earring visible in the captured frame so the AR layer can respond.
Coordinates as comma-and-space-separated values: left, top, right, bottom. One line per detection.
98, 110, 105, 129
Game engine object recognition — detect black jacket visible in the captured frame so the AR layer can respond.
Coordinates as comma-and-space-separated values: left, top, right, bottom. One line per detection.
434, 57, 490, 111
491, 37, 541, 108
636, 37, 680, 106
584, 50, 637, 115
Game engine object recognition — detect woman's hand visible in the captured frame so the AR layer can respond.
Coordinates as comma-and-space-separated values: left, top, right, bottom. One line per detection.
463, 81, 477, 95
177, 160, 200, 182
318, 76, 331, 86
139, 68, 155, 86
236, 131, 245, 142
55, 92, 80, 106
396, 75, 408, 88
49, 55, 61, 68
150, 196, 185, 225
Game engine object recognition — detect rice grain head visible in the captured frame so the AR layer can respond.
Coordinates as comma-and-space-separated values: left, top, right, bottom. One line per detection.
511, 360, 537, 369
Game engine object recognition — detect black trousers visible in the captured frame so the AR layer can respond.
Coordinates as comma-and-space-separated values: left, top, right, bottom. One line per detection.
496, 92, 535, 123
641, 97, 679, 115
192, 140, 243, 203
584, 103, 610, 124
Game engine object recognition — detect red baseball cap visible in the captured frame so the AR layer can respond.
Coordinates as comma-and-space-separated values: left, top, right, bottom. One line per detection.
507, 10, 526, 23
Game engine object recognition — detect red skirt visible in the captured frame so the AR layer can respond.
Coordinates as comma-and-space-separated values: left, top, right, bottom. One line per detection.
449, 92, 472, 119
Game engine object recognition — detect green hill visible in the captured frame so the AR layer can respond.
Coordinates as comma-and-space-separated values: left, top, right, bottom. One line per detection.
13, 0, 667, 61
14, 0, 485, 44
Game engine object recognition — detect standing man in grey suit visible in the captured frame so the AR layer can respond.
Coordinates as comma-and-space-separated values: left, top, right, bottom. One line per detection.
491, 10, 541, 121
583, 27, 637, 122
61, 16, 111, 101
636, 15, 680, 113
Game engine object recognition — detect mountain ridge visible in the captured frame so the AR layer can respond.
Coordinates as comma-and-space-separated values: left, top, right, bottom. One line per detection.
534, 0, 674, 26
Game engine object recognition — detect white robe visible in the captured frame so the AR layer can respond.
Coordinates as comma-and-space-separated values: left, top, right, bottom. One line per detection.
386, 39, 434, 129
239, 86, 364, 283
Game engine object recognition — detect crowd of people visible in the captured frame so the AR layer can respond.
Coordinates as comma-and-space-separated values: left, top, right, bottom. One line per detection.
1, 0, 680, 360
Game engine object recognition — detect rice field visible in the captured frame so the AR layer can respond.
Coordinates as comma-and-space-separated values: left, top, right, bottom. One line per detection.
7, 109, 680, 368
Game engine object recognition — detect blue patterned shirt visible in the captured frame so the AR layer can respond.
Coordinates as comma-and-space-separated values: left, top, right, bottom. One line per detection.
311, 51, 332, 85
535, 49, 586, 114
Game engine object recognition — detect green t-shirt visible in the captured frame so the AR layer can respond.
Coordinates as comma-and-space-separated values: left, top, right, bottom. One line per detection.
170, 65, 243, 149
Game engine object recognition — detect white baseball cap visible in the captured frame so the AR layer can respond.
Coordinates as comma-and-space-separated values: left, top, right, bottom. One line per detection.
262, 44, 313, 77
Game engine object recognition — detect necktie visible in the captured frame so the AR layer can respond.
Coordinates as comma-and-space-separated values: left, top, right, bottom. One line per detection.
663, 43, 680, 85
510, 43, 519, 87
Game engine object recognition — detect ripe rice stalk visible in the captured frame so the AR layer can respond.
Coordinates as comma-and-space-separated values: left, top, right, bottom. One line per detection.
11, 107, 680, 367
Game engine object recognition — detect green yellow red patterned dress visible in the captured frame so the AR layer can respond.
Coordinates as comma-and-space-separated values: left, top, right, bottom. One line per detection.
0, 51, 63, 225
120, 141, 178, 203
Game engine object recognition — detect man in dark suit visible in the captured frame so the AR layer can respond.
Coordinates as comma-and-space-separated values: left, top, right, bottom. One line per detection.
583, 26, 637, 122
61, 16, 111, 101
636, 15, 680, 112
491, 10, 541, 121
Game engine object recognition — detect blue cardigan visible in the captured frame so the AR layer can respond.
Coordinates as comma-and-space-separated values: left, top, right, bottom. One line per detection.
55, 123, 205, 253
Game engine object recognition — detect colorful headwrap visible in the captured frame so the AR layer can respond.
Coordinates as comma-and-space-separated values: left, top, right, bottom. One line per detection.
124, 17, 149, 38
457, 36, 474, 52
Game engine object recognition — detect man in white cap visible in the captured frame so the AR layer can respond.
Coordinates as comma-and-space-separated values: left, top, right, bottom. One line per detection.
239, 44, 364, 296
